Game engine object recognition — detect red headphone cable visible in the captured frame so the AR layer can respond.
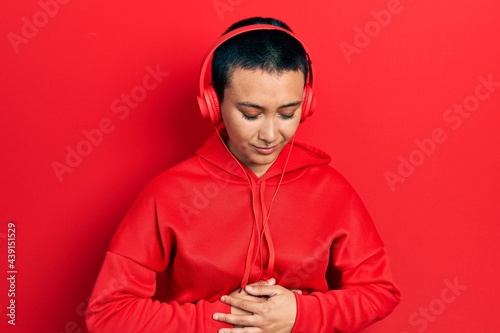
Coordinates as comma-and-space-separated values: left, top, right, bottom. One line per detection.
213, 126, 295, 289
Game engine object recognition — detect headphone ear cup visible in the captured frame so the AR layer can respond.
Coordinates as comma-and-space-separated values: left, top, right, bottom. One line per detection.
300, 84, 316, 123
198, 85, 222, 125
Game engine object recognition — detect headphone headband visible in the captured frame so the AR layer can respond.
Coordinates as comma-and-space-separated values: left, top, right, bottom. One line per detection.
198, 23, 316, 125
199, 24, 313, 95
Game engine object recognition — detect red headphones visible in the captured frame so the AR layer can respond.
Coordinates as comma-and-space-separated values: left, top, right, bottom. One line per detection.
197, 24, 316, 125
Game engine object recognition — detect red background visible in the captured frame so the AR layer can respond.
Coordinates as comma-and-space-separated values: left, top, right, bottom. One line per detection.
1, 0, 499, 332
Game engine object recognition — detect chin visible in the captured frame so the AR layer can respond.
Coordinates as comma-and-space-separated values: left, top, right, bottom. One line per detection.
252, 152, 280, 164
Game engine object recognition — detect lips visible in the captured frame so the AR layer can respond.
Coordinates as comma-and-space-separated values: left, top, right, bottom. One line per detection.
253, 145, 278, 155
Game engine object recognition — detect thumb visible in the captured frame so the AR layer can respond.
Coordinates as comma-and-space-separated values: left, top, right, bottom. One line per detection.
245, 278, 278, 296
247, 278, 276, 288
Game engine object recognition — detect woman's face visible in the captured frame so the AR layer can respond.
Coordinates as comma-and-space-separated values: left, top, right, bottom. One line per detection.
220, 68, 304, 177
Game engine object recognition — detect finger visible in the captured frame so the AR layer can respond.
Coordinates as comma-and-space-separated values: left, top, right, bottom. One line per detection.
266, 277, 276, 285
292, 289, 303, 294
247, 278, 276, 287
241, 279, 276, 298
220, 295, 266, 315
229, 288, 260, 299
244, 283, 282, 297
217, 327, 260, 333
212, 311, 258, 328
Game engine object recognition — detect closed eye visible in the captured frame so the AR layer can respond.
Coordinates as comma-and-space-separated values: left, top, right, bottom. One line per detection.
241, 112, 258, 121
237, 101, 302, 121
279, 113, 296, 120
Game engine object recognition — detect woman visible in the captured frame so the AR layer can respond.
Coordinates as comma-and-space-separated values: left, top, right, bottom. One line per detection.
86, 17, 400, 333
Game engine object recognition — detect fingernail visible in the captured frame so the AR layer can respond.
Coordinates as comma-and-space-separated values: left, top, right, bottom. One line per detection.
220, 296, 226, 302
213, 314, 219, 320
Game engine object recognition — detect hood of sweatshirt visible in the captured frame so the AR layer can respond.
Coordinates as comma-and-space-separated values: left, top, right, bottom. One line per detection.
196, 129, 331, 181
196, 130, 331, 288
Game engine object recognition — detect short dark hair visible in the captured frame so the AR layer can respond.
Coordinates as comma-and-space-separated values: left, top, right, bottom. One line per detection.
212, 17, 309, 102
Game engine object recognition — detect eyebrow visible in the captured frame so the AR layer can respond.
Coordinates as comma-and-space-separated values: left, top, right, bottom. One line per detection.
236, 101, 302, 110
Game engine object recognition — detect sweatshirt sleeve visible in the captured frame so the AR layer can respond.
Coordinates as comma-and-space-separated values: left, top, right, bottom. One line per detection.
291, 176, 401, 332
292, 248, 400, 332
85, 179, 232, 332
86, 251, 231, 333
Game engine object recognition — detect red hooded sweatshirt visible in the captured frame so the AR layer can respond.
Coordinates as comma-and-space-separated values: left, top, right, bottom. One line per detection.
86, 131, 401, 332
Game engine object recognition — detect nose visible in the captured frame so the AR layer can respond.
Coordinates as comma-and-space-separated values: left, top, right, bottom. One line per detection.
258, 116, 278, 145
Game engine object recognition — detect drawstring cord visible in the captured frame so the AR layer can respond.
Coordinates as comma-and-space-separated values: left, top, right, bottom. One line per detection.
240, 179, 260, 291
242, 136, 295, 288
256, 135, 295, 281
214, 128, 295, 289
